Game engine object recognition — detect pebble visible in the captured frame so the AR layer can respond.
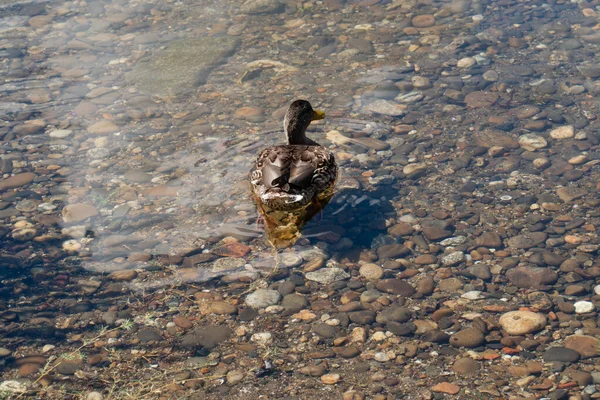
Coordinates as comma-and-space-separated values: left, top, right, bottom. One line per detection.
305, 268, 350, 284
432, 382, 460, 395
48, 129, 73, 139
457, 57, 476, 68
499, 311, 546, 335
518, 134, 547, 151
210, 302, 238, 315
87, 120, 119, 134
574, 301, 594, 314
226, 370, 245, 384
441, 251, 464, 266
245, 289, 281, 308
450, 328, 485, 348
412, 15, 435, 28
359, 263, 384, 280
108, 270, 138, 281
321, 374, 341, 384
543, 347, 580, 363
0, 173, 36, 191
364, 100, 405, 116
62, 204, 99, 223
564, 335, 600, 359
550, 125, 575, 139
251, 332, 273, 345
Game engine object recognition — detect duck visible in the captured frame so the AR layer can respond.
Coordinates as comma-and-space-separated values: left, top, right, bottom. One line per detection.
250, 99, 337, 247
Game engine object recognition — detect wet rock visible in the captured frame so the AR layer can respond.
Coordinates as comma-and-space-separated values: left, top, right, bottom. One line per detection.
334, 345, 361, 358
349, 310, 376, 324
452, 358, 480, 375
556, 187, 587, 203
359, 263, 383, 280
108, 270, 138, 282
56, 361, 80, 375
441, 251, 464, 267
506, 267, 557, 288
313, 323, 337, 339
450, 328, 485, 348
518, 134, 547, 151
62, 204, 99, 223
465, 92, 499, 109
321, 373, 341, 384
364, 100, 405, 117
564, 335, 600, 359
281, 294, 308, 313
432, 382, 460, 395
376, 306, 411, 324
245, 289, 281, 308
412, 15, 436, 28
550, 125, 574, 139
475, 232, 502, 248
240, 0, 284, 14
138, 329, 163, 343
87, 120, 119, 134
374, 279, 414, 296
181, 326, 232, 349
574, 301, 594, 314
474, 129, 519, 149
506, 232, 547, 249
305, 268, 350, 284
124, 170, 152, 183
0, 172, 36, 191
226, 370, 245, 385
543, 348, 580, 363
499, 311, 546, 335
210, 302, 238, 315
388, 223, 414, 237
421, 219, 454, 240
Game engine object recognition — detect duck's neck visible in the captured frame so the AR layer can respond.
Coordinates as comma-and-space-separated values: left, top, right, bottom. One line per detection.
285, 122, 318, 146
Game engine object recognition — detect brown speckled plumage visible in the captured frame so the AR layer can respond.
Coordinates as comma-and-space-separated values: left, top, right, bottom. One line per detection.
250, 100, 337, 212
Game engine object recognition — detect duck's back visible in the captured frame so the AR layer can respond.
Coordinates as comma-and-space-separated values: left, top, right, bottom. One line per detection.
250, 145, 337, 210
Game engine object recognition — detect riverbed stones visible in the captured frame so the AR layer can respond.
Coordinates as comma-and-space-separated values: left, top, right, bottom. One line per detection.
499, 311, 546, 335
3, 0, 600, 398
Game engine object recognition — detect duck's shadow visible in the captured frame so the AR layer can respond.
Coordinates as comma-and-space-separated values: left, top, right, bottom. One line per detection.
299, 183, 398, 253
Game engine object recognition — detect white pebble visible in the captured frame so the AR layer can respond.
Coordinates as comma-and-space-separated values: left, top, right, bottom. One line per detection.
574, 301, 595, 314
251, 332, 273, 345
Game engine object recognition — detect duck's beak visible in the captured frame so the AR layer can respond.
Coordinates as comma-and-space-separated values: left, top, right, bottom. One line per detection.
312, 109, 326, 121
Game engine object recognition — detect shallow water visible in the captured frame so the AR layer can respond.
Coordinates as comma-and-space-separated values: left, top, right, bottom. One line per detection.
1, 0, 599, 288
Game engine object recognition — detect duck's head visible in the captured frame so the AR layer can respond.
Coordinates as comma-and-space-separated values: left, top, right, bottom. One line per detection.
284, 99, 325, 145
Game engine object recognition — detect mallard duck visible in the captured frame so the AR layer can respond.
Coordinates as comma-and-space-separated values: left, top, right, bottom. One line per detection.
250, 100, 337, 248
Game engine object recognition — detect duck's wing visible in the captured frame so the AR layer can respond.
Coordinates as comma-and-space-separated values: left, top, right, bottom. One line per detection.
255, 146, 292, 190
289, 146, 335, 190
254, 145, 335, 193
